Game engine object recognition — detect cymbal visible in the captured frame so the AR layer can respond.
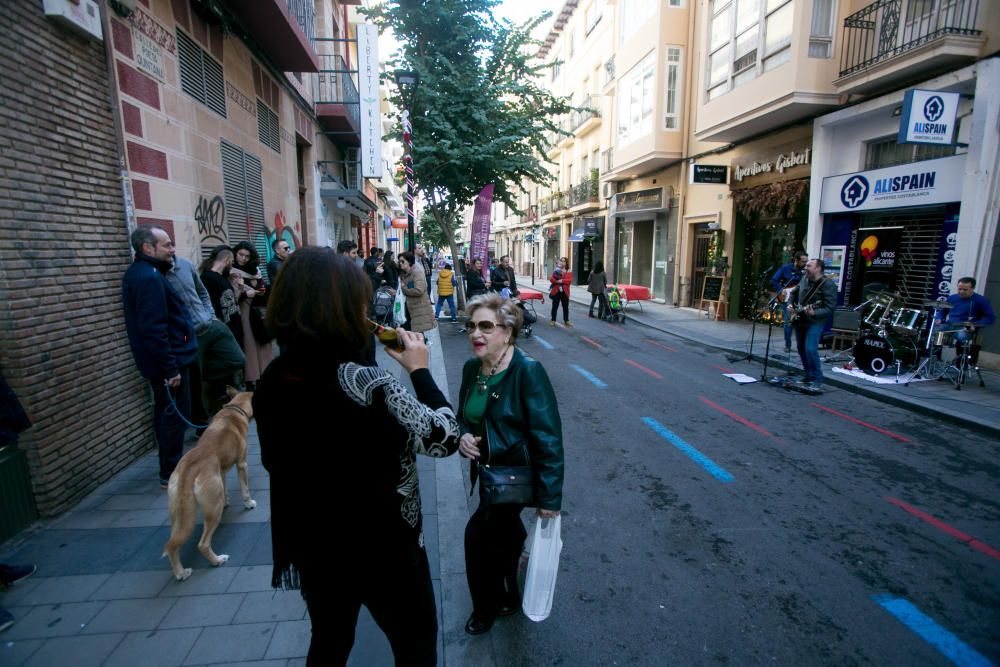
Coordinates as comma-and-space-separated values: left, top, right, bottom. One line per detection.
923, 300, 953, 309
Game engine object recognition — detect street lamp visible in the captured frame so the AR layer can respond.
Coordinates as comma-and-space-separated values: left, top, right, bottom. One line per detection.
394, 69, 420, 251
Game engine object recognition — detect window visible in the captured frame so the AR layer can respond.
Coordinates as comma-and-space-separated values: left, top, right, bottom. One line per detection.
864, 137, 957, 170
620, 0, 657, 45
617, 51, 655, 147
664, 47, 682, 130
220, 140, 265, 258
177, 29, 226, 118
668, 0, 682, 6
257, 99, 280, 154
586, 0, 603, 35
706, 0, 792, 99
809, 0, 835, 58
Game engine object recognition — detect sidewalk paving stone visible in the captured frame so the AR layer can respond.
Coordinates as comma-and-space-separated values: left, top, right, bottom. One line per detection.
2, 601, 106, 639
99, 494, 161, 511
109, 509, 169, 529
23, 632, 124, 667
27, 574, 110, 604
226, 566, 274, 594
232, 591, 307, 624
103, 627, 202, 667
158, 568, 236, 597
181, 622, 276, 665
159, 593, 246, 629
89, 570, 170, 600
82, 597, 176, 634
48, 510, 127, 531
262, 619, 310, 660
0, 638, 43, 666
4, 527, 158, 576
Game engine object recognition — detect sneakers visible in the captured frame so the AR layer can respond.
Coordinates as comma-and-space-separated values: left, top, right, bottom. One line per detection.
549, 320, 556, 326
0, 607, 13, 633
808, 381, 823, 392
0, 563, 36, 588
564, 321, 573, 327
784, 346, 792, 354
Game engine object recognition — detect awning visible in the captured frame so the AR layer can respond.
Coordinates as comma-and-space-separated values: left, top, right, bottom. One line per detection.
568, 217, 603, 242
320, 185, 376, 218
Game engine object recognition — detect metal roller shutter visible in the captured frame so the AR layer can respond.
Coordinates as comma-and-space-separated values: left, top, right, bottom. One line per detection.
859, 205, 945, 309
220, 140, 267, 261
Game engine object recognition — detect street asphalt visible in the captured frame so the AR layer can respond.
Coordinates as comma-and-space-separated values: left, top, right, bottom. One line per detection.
1, 292, 997, 666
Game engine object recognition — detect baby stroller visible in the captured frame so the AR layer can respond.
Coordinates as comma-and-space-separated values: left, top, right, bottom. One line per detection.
604, 285, 625, 323
370, 286, 396, 326
515, 295, 538, 337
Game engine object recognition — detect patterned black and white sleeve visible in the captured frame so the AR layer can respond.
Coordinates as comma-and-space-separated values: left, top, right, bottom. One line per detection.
338, 363, 460, 457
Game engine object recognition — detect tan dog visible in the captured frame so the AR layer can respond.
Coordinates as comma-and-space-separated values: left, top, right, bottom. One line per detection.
163, 388, 256, 581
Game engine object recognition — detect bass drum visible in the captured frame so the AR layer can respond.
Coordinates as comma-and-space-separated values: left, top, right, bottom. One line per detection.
853, 333, 917, 375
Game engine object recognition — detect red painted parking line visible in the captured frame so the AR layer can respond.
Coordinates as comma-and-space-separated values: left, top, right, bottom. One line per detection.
645, 339, 678, 353
624, 358, 663, 380
698, 396, 773, 437
885, 496, 1000, 562
811, 403, 912, 443
710, 364, 735, 373
580, 335, 605, 351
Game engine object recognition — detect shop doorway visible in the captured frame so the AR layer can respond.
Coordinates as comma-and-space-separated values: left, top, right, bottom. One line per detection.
736, 216, 804, 319
573, 241, 594, 285
616, 223, 632, 284
690, 230, 713, 305
652, 218, 671, 300
631, 220, 653, 288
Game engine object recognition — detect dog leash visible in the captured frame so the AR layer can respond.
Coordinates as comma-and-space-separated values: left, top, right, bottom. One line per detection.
164, 384, 210, 430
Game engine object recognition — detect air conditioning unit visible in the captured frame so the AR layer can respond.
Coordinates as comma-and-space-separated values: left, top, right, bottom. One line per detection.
43, 0, 103, 42
602, 182, 616, 200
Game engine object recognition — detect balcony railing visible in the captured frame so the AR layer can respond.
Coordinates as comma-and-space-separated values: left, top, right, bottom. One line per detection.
552, 191, 570, 211
539, 198, 551, 216
564, 95, 601, 133
287, 0, 316, 43
569, 179, 599, 207
840, 0, 981, 77
313, 54, 360, 129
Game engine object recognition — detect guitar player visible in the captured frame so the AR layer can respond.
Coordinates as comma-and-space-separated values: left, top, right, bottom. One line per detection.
786, 258, 837, 392
770, 251, 808, 354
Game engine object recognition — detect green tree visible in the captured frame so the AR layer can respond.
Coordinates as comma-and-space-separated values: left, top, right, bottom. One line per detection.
365, 0, 573, 307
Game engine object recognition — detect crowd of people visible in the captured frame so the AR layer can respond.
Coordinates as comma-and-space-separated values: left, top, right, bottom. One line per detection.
120, 230, 566, 665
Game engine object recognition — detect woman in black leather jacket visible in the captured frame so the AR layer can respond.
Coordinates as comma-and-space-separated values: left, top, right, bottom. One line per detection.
456, 293, 564, 635
465, 258, 489, 298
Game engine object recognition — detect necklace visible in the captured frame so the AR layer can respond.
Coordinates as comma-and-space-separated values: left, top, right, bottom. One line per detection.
477, 346, 510, 394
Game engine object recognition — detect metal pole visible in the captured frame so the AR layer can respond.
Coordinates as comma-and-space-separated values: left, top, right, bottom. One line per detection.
402, 109, 415, 251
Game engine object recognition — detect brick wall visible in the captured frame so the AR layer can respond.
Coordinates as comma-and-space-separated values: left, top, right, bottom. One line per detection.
0, 0, 154, 516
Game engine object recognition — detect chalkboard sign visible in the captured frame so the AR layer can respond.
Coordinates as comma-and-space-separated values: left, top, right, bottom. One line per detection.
702, 275, 724, 302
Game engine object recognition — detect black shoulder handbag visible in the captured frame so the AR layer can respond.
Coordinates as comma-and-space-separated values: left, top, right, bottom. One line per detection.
477, 462, 535, 507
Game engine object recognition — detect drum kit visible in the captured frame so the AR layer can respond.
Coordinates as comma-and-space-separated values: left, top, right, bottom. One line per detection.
848, 291, 979, 386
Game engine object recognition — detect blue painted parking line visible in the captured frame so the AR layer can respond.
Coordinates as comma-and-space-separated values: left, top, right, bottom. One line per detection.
571, 364, 607, 388
872, 595, 994, 667
641, 417, 734, 483
533, 335, 555, 350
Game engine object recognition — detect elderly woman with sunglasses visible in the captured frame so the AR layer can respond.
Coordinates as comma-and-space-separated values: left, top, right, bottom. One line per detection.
456, 293, 564, 635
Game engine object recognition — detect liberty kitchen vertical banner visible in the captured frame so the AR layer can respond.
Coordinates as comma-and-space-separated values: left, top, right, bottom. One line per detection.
470, 184, 495, 277
357, 23, 382, 179
849, 226, 903, 304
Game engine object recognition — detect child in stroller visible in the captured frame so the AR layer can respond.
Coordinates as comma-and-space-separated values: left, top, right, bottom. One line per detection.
604, 285, 625, 323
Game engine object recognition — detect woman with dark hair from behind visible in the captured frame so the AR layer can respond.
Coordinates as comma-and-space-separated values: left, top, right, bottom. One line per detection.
587, 261, 608, 319
253, 247, 460, 666
381, 250, 399, 294
231, 241, 272, 390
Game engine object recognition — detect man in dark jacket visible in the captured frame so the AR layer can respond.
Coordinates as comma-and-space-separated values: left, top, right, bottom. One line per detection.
267, 239, 290, 285
122, 226, 199, 487
787, 258, 837, 392
489, 255, 518, 296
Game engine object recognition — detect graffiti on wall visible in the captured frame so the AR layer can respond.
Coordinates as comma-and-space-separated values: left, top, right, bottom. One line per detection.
262, 210, 302, 261
195, 195, 227, 251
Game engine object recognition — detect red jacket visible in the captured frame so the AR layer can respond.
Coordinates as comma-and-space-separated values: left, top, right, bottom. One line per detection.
549, 269, 572, 298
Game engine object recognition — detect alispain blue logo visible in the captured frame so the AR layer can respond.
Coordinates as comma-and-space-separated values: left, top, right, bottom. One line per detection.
841, 175, 869, 209
923, 95, 945, 122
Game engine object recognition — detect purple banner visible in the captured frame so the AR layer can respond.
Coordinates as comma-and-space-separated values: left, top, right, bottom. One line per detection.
470, 184, 494, 278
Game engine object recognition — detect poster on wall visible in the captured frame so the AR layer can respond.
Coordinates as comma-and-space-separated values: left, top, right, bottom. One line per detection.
848, 226, 903, 305
820, 245, 846, 292
933, 213, 960, 300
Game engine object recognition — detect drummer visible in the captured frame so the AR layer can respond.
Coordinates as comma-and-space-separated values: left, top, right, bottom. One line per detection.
935, 277, 995, 342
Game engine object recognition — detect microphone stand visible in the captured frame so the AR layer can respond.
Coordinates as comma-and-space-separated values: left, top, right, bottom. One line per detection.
731, 267, 777, 365
761, 275, 794, 380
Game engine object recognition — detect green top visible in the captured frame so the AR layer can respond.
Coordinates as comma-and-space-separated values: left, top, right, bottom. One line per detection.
463, 367, 509, 430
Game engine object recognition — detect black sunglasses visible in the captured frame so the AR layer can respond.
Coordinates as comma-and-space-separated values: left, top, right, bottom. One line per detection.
466, 321, 506, 334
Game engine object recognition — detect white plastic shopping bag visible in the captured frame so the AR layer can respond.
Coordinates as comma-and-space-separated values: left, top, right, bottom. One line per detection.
522, 514, 562, 622
392, 289, 407, 327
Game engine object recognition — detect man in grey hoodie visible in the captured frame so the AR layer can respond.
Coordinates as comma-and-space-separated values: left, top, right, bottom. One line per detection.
167, 253, 246, 424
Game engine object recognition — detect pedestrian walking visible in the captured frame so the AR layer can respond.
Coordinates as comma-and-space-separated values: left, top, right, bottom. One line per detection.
122, 226, 199, 488
435, 263, 458, 322
587, 261, 609, 319
231, 241, 273, 391
253, 247, 460, 666
399, 251, 437, 334
416, 244, 434, 302
456, 293, 564, 635
548, 257, 573, 326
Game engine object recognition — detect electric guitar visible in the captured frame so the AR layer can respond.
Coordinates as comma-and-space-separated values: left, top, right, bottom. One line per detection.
786, 278, 827, 323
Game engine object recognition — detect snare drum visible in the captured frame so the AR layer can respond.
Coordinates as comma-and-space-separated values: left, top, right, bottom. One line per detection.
891, 308, 923, 335
933, 329, 958, 347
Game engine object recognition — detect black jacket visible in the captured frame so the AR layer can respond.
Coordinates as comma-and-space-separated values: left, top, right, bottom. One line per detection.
266, 257, 283, 286
465, 270, 488, 296
490, 266, 518, 294
458, 348, 564, 510
121, 254, 198, 381
791, 276, 837, 325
